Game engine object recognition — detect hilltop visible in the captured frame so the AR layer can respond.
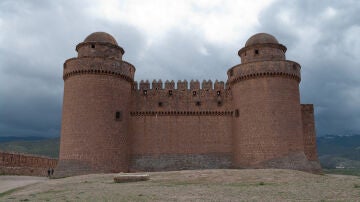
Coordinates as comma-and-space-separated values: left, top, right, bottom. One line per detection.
1, 169, 360, 201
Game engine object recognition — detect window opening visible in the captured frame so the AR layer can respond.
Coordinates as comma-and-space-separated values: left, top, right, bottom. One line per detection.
115, 111, 121, 121
235, 109, 240, 117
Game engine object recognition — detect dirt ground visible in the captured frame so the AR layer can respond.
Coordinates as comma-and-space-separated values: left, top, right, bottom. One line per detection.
1, 169, 360, 201
0, 175, 47, 194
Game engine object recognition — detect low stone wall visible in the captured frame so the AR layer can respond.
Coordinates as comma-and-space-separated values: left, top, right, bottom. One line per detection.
0, 151, 58, 176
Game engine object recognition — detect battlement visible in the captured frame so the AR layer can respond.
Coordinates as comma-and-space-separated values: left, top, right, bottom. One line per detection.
134, 79, 226, 90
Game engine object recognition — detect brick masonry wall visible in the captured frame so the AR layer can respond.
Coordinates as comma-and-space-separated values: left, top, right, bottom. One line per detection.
129, 79, 234, 171
301, 104, 319, 161
238, 44, 286, 63
130, 115, 233, 154
77, 42, 123, 60
59, 56, 133, 176
0, 152, 58, 176
231, 64, 304, 168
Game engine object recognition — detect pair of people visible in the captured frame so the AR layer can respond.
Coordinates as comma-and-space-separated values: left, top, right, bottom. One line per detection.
47, 168, 54, 177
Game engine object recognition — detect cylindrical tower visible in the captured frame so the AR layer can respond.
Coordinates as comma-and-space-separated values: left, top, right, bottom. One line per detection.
229, 33, 311, 170
55, 32, 135, 177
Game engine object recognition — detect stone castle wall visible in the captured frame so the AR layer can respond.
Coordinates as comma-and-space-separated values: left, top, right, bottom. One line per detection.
55, 32, 321, 177
129, 79, 234, 171
0, 152, 58, 176
301, 104, 319, 161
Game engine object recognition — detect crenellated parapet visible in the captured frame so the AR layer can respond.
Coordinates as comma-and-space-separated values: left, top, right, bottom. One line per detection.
63, 57, 135, 82
133, 79, 227, 91
227, 60, 301, 85
131, 79, 232, 112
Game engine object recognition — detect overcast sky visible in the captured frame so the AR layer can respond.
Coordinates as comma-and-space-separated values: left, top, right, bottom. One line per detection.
0, 0, 359, 137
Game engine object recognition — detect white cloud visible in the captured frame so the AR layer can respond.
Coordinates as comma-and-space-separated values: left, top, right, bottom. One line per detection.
85, 0, 275, 44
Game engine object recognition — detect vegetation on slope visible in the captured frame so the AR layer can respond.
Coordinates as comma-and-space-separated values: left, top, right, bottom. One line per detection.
0, 138, 59, 158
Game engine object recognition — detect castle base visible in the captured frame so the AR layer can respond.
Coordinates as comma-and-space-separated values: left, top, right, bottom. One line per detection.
235, 152, 322, 174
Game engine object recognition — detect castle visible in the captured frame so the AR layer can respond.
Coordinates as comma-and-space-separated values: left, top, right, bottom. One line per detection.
55, 32, 321, 177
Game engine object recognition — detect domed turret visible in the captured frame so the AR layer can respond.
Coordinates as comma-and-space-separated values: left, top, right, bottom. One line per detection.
228, 33, 320, 172
245, 33, 279, 46
76, 31, 124, 59
56, 32, 135, 177
238, 33, 286, 63
84, 32, 118, 45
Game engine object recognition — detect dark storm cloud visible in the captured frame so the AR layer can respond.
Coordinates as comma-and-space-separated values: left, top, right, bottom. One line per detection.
132, 29, 236, 83
1, 0, 359, 138
0, 0, 145, 137
257, 0, 360, 135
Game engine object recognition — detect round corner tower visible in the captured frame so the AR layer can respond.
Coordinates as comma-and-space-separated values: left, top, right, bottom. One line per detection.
55, 32, 135, 177
228, 33, 309, 170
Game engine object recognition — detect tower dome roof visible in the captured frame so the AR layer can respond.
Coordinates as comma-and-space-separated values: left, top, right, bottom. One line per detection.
84, 32, 118, 45
245, 33, 279, 47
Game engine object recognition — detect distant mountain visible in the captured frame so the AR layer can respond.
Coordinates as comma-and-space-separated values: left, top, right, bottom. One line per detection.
317, 134, 360, 169
0, 137, 59, 158
0, 136, 48, 143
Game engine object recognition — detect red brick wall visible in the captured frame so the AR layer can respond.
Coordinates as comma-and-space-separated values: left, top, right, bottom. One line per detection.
130, 115, 232, 154
230, 58, 304, 168
59, 49, 135, 174
301, 104, 319, 161
0, 152, 57, 176
239, 44, 286, 63
129, 80, 234, 170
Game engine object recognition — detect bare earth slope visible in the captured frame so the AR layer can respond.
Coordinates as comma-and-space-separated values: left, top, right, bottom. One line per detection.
1, 169, 360, 201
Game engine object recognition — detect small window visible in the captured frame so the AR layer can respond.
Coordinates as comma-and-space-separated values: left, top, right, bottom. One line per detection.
217, 101, 222, 106
91, 44, 95, 49
168, 90, 173, 96
115, 111, 121, 121
143, 90, 147, 95
158, 102, 163, 107
196, 101, 201, 106
255, 50, 259, 55
234, 109, 239, 117
193, 91, 197, 96
217, 91, 221, 96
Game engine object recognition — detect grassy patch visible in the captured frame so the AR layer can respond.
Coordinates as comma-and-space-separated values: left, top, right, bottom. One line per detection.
354, 184, 360, 188
323, 169, 360, 176
226, 182, 275, 187
39, 189, 64, 195
0, 188, 18, 198
151, 180, 203, 187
